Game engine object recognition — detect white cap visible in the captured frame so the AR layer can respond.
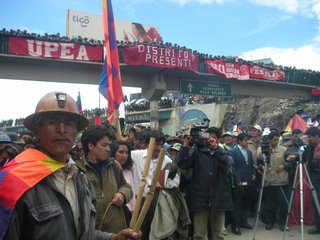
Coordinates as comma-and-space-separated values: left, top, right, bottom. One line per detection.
171, 143, 182, 151
251, 124, 262, 132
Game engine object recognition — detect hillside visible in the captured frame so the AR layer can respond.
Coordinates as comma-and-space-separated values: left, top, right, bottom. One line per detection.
221, 97, 319, 132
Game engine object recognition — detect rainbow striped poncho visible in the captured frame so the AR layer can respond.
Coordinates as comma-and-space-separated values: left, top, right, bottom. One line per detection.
0, 149, 65, 240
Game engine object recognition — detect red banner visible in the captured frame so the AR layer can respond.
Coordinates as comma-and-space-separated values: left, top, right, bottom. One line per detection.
205, 59, 285, 81
249, 65, 285, 81
205, 60, 250, 80
122, 45, 199, 72
312, 88, 320, 96
8, 36, 103, 62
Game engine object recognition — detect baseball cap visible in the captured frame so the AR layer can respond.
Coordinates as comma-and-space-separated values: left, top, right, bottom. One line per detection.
250, 124, 262, 132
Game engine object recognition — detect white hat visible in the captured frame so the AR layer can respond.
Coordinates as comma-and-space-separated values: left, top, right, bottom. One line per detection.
251, 124, 262, 132
171, 143, 182, 151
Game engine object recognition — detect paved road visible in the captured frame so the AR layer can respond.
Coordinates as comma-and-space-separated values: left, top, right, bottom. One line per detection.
223, 218, 319, 240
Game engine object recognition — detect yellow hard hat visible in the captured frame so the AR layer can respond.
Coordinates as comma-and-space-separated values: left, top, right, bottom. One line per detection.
24, 91, 88, 131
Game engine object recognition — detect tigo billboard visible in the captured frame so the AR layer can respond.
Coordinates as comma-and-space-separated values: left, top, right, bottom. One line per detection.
66, 9, 162, 43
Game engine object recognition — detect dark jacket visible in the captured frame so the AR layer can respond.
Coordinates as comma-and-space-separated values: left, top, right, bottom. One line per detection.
4, 168, 111, 240
282, 139, 304, 176
230, 146, 256, 186
303, 144, 320, 180
176, 145, 233, 212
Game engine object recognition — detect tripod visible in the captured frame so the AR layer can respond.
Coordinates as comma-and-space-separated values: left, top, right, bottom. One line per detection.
282, 152, 320, 240
252, 153, 268, 240
252, 153, 291, 240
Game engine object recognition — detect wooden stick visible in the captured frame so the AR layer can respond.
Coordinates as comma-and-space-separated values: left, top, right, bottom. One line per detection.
132, 148, 166, 232
129, 137, 156, 229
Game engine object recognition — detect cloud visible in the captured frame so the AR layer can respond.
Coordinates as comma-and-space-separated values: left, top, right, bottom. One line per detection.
239, 1, 320, 71
166, 0, 320, 72
248, 0, 320, 18
240, 45, 320, 71
247, 0, 299, 13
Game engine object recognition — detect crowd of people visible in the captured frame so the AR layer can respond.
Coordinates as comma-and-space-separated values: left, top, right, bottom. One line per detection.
1, 91, 320, 240
1, 28, 320, 87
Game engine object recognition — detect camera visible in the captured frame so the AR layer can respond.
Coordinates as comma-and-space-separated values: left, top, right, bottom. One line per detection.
189, 118, 210, 146
260, 135, 271, 163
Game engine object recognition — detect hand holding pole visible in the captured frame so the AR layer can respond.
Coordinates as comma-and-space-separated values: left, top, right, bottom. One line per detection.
129, 137, 155, 229
132, 148, 166, 232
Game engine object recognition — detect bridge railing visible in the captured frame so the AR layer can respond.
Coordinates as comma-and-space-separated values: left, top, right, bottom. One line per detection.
0, 30, 319, 87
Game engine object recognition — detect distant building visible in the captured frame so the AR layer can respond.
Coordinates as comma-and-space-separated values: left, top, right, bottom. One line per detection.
252, 58, 274, 65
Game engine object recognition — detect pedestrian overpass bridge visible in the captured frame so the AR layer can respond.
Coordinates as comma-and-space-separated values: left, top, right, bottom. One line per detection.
0, 53, 314, 101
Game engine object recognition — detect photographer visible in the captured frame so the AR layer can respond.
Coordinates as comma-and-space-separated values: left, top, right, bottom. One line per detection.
303, 127, 320, 234
176, 127, 232, 240
282, 129, 304, 197
257, 131, 288, 232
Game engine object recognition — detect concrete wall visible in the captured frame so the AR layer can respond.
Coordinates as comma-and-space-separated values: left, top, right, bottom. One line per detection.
160, 103, 228, 136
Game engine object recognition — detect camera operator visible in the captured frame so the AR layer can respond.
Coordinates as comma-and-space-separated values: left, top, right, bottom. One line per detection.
282, 129, 304, 197
176, 127, 232, 240
257, 131, 288, 232
303, 127, 320, 234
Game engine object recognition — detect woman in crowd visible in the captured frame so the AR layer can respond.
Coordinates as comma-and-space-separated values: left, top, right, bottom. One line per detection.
110, 140, 136, 212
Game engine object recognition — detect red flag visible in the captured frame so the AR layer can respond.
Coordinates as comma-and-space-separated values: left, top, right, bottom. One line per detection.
99, 0, 123, 123
95, 114, 102, 126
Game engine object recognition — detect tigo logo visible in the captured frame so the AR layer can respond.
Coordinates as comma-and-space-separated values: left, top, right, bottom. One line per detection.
72, 15, 90, 27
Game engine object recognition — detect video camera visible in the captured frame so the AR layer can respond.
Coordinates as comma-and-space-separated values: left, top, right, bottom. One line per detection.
260, 135, 271, 163
189, 118, 210, 146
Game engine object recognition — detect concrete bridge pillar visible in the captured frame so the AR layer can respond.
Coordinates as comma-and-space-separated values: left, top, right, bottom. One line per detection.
141, 70, 166, 130
141, 70, 166, 101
